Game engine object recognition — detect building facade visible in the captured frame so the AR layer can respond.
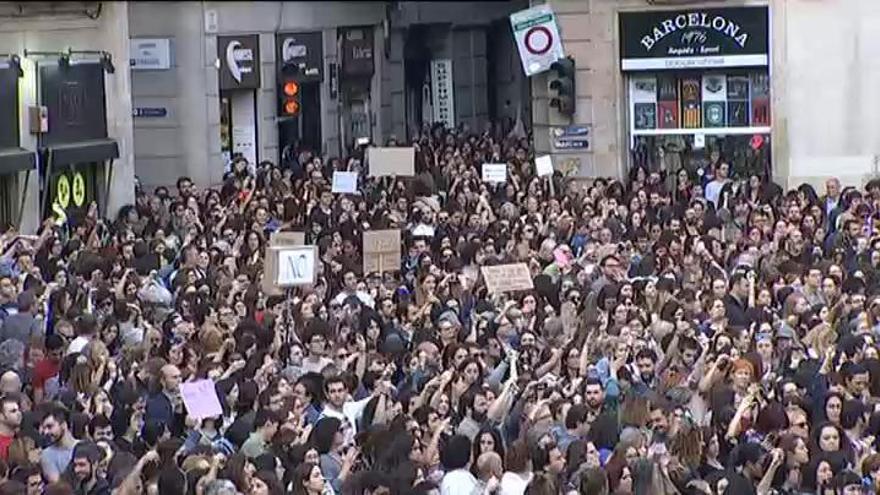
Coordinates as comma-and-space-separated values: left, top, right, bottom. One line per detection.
534, 0, 880, 190
128, 1, 529, 191
0, 1, 134, 233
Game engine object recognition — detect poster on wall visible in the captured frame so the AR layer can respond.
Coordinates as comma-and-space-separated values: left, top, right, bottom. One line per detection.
680, 78, 702, 129
657, 75, 678, 129
619, 7, 769, 71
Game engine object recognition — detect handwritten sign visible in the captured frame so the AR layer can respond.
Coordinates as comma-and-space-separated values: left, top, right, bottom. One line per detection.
263, 231, 306, 296
273, 245, 318, 286
363, 230, 401, 275
367, 147, 415, 177
481, 263, 534, 294
180, 379, 223, 420
482, 163, 508, 183
332, 171, 358, 193
535, 155, 554, 177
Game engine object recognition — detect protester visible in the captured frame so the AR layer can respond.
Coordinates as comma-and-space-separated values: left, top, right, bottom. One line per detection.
2, 122, 880, 494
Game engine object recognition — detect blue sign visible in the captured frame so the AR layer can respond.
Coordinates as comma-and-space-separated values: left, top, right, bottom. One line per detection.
552, 125, 590, 138
133, 107, 167, 118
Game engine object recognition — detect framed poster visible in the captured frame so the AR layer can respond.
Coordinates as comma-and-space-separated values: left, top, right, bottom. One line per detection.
634, 103, 656, 130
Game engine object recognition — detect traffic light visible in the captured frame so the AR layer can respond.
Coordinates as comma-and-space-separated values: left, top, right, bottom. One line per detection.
278, 63, 301, 117
549, 56, 576, 117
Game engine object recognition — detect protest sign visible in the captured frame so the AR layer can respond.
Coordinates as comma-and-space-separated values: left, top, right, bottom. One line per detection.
363, 229, 401, 275
180, 379, 223, 420
272, 245, 318, 286
482, 163, 508, 183
332, 171, 358, 193
262, 231, 306, 296
535, 155, 554, 176
481, 263, 534, 294
367, 147, 415, 177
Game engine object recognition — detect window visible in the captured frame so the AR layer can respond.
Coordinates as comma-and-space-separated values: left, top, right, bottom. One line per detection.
629, 69, 770, 134
0, 174, 19, 232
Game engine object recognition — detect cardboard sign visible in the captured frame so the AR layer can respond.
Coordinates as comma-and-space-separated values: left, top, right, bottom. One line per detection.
262, 231, 306, 296
535, 155, 554, 177
332, 171, 358, 193
273, 245, 319, 286
367, 147, 415, 177
180, 379, 223, 420
482, 163, 508, 183
481, 263, 534, 294
363, 229, 401, 275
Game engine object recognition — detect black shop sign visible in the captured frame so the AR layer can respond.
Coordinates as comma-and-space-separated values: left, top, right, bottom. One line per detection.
619, 7, 769, 71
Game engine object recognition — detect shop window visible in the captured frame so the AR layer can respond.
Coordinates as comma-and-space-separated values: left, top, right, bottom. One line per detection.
628, 69, 771, 177
0, 174, 18, 232
629, 69, 770, 133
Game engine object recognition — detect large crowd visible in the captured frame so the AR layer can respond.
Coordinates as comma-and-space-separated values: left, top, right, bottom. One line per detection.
0, 122, 878, 495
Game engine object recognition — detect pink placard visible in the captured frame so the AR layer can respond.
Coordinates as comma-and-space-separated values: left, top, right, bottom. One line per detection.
179, 379, 223, 420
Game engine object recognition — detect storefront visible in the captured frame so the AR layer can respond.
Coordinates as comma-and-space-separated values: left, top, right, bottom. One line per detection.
217, 35, 261, 168
0, 58, 35, 230
619, 6, 771, 180
340, 27, 375, 155
38, 61, 119, 220
276, 31, 323, 165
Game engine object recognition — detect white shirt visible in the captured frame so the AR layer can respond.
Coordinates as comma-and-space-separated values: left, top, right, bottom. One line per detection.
705, 179, 728, 208
319, 395, 373, 445
66, 336, 90, 356
440, 469, 481, 495
499, 471, 532, 495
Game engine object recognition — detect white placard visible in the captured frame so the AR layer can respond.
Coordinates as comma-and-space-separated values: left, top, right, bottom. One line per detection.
510, 4, 565, 76
130, 38, 171, 70
482, 163, 508, 183
535, 155, 554, 177
274, 246, 318, 286
694, 133, 705, 149
332, 171, 358, 194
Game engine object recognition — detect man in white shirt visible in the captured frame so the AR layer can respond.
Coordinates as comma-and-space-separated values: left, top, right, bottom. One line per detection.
704, 161, 731, 208
440, 435, 481, 495
66, 314, 98, 356
318, 375, 373, 446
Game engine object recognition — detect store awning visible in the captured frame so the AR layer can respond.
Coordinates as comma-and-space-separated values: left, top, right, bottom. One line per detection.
0, 147, 36, 175
42, 138, 119, 166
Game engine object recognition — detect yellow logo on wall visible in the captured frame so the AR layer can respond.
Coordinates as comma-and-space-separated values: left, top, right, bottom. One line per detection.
72, 172, 85, 207
56, 175, 71, 209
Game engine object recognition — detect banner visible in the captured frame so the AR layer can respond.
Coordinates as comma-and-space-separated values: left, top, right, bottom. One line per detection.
367, 147, 415, 177
363, 230, 401, 275
481, 263, 534, 294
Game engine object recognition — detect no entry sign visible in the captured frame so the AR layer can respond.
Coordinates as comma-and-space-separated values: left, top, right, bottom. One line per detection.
511, 4, 565, 76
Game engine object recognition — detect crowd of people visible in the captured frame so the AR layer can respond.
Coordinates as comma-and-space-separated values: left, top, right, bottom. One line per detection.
0, 121, 878, 495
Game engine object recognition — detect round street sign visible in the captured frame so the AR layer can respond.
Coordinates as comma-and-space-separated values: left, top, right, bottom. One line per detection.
56, 175, 70, 209
72, 172, 86, 207
524, 25, 553, 55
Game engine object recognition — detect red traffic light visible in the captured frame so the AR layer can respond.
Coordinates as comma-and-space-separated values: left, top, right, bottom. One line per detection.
283, 81, 300, 97
283, 100, 300, 115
